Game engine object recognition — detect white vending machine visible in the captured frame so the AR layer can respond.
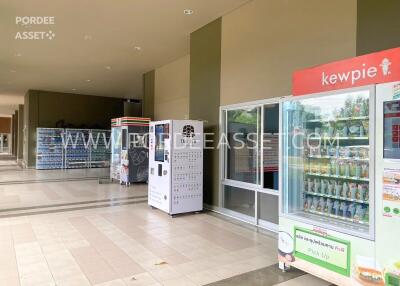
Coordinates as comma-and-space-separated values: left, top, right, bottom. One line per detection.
148, 120, 203, 215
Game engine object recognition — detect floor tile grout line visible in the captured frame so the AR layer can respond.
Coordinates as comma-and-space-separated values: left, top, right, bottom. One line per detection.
0, 176, 104, 186
11, 223, 22, 286
0, 200, 149, 218
35, 227, 57, 286
0, 195, 148, 213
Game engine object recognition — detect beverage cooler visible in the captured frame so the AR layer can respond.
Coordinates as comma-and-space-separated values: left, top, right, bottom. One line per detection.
279, 47, 400, 286
110, 119, 122, 181
110, 117, 150, 184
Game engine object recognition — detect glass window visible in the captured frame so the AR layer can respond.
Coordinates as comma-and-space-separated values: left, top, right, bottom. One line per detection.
384, 100, 400, 159
282, 90, 371, 235
226, 107, 260, 184
155, 124, 168, 162
223, 185, 255, 218
263, 104, 279, 190
258, 192, 279, 224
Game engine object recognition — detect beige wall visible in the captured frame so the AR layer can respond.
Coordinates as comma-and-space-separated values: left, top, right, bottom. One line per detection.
154, 55, 190, 120
220, 0, 357, 105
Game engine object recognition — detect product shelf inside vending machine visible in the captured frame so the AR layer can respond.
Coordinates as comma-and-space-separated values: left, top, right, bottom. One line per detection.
305, 173, 369, 182
283, 90, 372, 234
306, 115, 369, 123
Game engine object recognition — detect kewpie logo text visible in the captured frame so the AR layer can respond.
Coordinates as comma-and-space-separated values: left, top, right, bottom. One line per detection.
322, 58, 392, 86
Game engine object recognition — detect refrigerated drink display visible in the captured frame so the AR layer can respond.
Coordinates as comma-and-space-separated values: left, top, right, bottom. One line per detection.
36, 128, 64, 169
282, 90, 372, 235
36, 128, 111, 170
279, 47, 400, 286
110, 120, 122, 180
110, 117, 150, 183
90, 129, 111, 168
64, 129, 90, 169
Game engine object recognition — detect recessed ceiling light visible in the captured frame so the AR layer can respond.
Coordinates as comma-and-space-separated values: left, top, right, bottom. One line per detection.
133, 46, 142, 51
86, 79, 91, 82
183, 9, 194, 15
72, 88, 77, 91
105, 66, 111, 70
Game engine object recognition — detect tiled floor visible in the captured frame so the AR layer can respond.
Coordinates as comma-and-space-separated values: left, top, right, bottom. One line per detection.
0, 202, 276, 286
0, 165, 109, 184
0, 164, 330, 286
0, 179, 147, 212
0, 200, 331, 286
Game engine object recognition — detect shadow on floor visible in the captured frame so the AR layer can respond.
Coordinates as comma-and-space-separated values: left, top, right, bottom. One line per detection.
206, 263, 306, 286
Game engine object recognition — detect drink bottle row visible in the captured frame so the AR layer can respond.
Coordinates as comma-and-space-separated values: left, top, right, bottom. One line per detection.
36, 128, 111, 170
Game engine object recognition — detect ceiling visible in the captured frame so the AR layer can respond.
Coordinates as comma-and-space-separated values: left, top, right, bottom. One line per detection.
0, 0, 250, 114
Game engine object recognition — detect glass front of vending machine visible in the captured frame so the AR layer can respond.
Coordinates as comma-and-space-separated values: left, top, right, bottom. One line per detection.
281, 87, 374, 238
279, 86, 377, 286
279, 47, 400, 286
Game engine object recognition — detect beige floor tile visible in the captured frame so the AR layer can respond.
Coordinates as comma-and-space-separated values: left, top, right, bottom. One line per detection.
18, 262, 52, 279
50, 265, 84, 282
19, 271, 54, 286
123, 272, 158, 286
0, 277, 20, 286
161, 276, 197, 286
53, 275, 91, 286
85, 270, 120, 285
161, 253, 190, 266
93, 278, 127, 286
186, 270, 222, 285
149, 265, 181, 281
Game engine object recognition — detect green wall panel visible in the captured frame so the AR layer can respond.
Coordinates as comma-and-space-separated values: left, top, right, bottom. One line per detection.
190, 18, 222, 207
143, 70, 155, 119
357, 0, 400, 55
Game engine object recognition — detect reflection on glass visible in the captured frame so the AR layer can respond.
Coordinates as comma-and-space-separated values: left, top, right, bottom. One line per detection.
224, 185, 255, 218
227, 107, 260, 184
384, 100, 400, 159
282, 90, 371, 234
155, 124, 168, 162
259, 192, 279, 224
111, 128, 122, 179
264, 104, 279, 190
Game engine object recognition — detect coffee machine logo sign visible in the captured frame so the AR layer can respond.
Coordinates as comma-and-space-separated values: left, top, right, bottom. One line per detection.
181, 125, 198, 145
182, 125, 195, 138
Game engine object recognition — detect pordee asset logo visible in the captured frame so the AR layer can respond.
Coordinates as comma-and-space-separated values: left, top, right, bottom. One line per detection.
15, 16, 56, 40
322, 58, 392, 86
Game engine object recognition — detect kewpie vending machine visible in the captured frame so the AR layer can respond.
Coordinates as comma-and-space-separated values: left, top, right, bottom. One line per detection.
148, 120, 203, 215
279, 47, 400, 286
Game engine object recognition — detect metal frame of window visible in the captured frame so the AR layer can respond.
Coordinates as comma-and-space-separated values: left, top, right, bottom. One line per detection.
219, 97, 287, 232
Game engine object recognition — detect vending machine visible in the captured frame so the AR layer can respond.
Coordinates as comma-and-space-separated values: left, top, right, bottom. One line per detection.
110, 118, 122, 181
148, 120, 203, 215
279, 47, 400, 286
111, 117, 150, 184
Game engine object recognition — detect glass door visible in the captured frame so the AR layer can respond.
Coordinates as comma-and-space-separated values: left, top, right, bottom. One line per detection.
220, 100, 281, 231
258, 103, 280, 230
222, 106, 260, 221
281, 88, 374, 239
